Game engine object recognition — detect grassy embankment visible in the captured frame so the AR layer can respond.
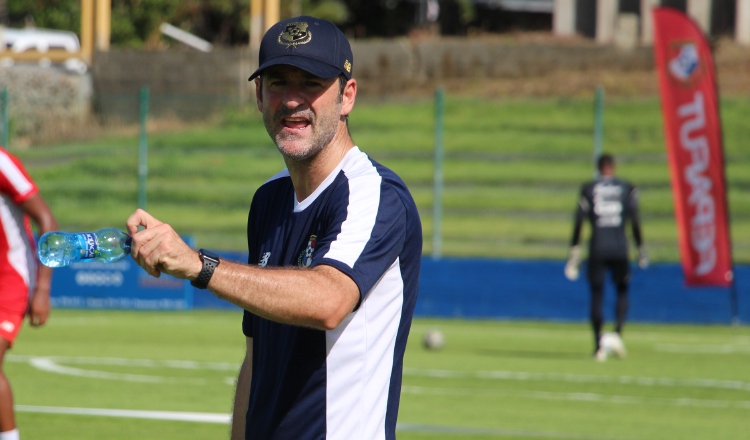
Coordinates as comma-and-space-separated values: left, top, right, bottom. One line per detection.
16, 95, 750, 262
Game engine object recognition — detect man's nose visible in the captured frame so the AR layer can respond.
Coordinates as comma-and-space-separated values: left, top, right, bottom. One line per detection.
281, 86, 306, 109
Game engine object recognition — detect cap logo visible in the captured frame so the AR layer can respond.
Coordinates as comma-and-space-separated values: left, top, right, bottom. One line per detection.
278, 22, 312, 48
344, 59, 351, 73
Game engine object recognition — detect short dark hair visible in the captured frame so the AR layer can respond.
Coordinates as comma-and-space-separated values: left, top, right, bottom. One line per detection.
338, 74, 349, 125
597, 153, 614, 171
337, 74, 347, 99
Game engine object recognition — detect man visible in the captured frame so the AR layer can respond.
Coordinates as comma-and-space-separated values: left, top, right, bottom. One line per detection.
126, 16, 422, 440
564, 153, 646, 361
0, 147, 58, 440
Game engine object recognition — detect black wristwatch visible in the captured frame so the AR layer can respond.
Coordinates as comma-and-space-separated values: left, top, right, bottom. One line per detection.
191, 249, 220, 289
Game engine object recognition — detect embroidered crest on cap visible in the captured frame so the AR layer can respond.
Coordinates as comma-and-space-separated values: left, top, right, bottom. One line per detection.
344, 59, 351, 73
278, 22, 312, 48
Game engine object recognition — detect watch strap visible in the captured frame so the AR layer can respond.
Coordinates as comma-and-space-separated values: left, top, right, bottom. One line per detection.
190, 249, 220, 289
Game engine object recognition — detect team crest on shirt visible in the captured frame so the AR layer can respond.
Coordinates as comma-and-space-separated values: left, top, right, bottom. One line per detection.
258, 252, 271, 267
298, 235, 317, 267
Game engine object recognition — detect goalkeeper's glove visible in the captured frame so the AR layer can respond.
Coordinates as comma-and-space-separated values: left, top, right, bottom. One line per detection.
637, 246, 649, 269
564, 245, 581, 281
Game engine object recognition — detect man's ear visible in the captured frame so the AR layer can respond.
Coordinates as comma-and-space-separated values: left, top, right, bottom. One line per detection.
341, 79, 357, 116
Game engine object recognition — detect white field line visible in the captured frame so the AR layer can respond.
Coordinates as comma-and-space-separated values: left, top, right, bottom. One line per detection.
396, 423, 625, 439
29, 358, 166, 383
654, 343, 750, 354
12, 355, 744, 436
9, 355, 235, 385
14, 406, 623, 438
402, 385, 750, 410
404, 368, 750, 392
411, 324, 750, 345
10, 355, 750, 393
15, 405, 230, 424
8, 354, 239, 370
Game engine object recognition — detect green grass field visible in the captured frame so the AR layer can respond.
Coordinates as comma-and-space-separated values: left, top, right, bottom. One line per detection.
9, 310, 750, 439
14, 94, 750, 263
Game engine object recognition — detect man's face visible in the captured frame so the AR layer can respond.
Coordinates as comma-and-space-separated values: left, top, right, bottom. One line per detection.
256, 65, 343, 162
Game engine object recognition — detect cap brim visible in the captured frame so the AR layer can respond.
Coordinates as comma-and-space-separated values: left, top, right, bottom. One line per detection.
248, 56, 345, 81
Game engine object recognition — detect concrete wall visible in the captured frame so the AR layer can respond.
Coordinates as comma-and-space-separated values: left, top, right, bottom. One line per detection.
89, 40, 653, 121
0, 39, 655, 144
0, 65, 92, 144
91, 48, 254, 123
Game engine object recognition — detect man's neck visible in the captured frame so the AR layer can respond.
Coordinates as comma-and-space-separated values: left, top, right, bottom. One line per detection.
287, 132, 355, 202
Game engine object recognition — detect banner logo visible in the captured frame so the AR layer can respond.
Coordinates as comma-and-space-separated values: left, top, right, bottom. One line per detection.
668, 42, 704, 86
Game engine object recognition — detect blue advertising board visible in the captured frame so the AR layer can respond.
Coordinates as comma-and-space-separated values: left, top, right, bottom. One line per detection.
49, 250, 750, 324
50, 258, 193, 310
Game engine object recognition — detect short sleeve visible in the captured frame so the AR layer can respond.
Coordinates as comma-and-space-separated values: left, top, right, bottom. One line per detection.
318, 183, 406, 299
0, 149, 38, 204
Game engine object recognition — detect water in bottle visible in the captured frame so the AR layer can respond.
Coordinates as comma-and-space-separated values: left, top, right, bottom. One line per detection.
37, 228, 132, 268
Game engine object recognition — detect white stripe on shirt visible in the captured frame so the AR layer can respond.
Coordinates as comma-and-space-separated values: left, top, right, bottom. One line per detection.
324, 148, 381, 269
0, 152, 33, 196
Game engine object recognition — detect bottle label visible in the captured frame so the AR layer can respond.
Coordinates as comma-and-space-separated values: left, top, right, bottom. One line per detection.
82, 232, 98, 259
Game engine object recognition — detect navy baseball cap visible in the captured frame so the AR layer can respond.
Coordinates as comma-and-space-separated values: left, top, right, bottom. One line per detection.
249, 16, 353, 81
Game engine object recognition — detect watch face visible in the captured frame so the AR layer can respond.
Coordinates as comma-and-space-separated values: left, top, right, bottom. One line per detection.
200, 249, 220, 262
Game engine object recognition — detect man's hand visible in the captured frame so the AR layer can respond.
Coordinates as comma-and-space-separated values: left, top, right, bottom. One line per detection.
126, 209, 202, 281
564, 245, 581, 281
27, 287, 51, 327
638, 246, 649, 269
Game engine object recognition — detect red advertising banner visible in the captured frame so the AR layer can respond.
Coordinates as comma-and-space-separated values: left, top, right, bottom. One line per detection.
653, 7, 733, 286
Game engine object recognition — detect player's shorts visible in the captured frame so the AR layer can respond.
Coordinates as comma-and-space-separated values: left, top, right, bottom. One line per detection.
0, 280, 30, 345
587, 257, 630, 290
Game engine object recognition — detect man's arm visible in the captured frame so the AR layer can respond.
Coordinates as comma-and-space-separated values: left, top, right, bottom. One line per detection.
629, 187, 643, 247
20, 193, 58, 327
570, 190, 588, 248
565, 188, 587, 281
628, 187, 648, 268
126, 209, 360, 331
230, 337, 252, 440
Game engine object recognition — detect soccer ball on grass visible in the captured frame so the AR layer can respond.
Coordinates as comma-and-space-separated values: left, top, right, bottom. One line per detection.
597, 332, 626, 360
423, 328, 445, 351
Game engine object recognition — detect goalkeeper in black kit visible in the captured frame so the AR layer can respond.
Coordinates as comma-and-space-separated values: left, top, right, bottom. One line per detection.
564, 153, 647, 361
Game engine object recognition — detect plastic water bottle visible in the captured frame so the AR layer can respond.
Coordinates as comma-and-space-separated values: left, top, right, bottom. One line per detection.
37, 228, 132, 268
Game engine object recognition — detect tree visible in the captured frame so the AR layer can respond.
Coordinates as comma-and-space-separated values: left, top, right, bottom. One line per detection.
5, 0, 484, 48
110, 0, 180, 48
7, 0, 80, 31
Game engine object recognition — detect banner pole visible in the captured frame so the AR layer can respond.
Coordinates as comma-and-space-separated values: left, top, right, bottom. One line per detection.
432, 87, 444, 260
138, 85, 149, 210
1, 87, 8, 148
730, 278, 739, 326
705, 17, 738, 325
593, 85, 604, 177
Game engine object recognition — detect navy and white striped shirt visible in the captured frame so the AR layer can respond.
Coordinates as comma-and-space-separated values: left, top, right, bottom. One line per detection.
242, 147, 422, 439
